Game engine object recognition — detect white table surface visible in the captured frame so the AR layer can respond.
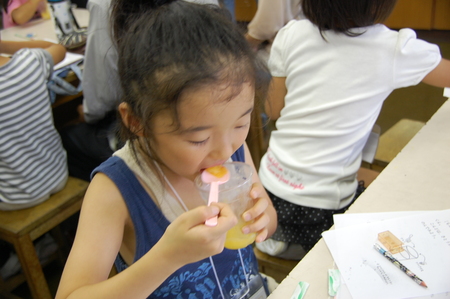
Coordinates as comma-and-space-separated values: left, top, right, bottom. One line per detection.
269, 98, 450, 298
0, 8, 89, 42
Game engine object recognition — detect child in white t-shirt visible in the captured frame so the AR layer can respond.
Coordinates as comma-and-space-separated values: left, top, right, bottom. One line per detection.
257, 0, 450, 260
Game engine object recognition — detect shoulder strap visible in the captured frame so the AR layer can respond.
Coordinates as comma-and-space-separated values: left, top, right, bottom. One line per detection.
231, 145, 245, 162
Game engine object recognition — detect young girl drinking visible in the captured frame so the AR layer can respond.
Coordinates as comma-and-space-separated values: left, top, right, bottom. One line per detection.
55, 1, 277, 298
257, 0, 450, 260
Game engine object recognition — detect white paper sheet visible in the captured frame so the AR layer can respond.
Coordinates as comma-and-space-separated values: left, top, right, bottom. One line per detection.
54, 52, 83, 70
322, 209, 450, 299
333, 211, 430, 229
444, 88, 450, 98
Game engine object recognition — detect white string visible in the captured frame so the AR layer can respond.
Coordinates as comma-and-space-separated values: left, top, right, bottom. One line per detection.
155, 162, 228, 298
209, 256, 227, 299
154, 162, 189, 211
237, 249, 250, 299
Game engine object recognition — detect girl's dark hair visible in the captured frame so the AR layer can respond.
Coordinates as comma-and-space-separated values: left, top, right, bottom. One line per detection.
302, 0, 398, 37
110, 0, 270, 161
111, 0, 177, 45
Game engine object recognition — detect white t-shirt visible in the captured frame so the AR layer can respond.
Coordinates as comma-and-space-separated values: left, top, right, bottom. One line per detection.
82, 0, 120, 124
259, 20, 441, 210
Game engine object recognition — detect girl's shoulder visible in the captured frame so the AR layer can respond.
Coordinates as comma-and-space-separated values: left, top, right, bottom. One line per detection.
86, 168, 131, 222
281, 18, 311, 31
366, 24, 438, 54
275, 18, 318, 41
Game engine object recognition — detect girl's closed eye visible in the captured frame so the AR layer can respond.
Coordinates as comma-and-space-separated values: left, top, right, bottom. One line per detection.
189, 138, 209, 146
236, 122, 250, 129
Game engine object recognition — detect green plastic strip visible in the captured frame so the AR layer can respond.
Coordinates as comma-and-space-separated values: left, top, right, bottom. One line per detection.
328, 269, 341, 296
290, 281, 310, 299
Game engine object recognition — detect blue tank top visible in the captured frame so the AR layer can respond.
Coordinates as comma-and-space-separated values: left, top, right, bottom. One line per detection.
93, 146, 267, 298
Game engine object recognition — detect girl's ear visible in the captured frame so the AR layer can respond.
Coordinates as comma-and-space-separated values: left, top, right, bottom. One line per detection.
119, 102, 144, 136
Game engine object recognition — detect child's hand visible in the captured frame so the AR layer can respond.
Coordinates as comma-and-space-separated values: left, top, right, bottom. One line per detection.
241, 182, 275, 243
159, 203, 237, 266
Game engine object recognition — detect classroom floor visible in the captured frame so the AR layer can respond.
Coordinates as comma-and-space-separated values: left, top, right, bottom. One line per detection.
7, 29, 450, 299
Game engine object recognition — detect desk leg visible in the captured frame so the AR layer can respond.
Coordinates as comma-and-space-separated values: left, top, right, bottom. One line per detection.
14, 235, 52, 299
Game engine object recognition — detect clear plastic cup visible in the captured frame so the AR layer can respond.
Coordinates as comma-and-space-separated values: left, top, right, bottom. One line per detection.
195, 162, 256, 250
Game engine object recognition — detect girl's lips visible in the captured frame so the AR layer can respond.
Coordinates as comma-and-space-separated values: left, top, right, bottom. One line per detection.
200, 161, 228, 173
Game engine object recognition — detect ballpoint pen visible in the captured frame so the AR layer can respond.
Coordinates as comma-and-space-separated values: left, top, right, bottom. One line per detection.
373, 243, 428, 288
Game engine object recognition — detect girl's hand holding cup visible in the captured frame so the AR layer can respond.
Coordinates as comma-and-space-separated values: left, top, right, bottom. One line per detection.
242, 182, 272, 243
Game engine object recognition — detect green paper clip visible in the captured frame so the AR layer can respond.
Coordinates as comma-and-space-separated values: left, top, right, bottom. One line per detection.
328, 269, 341, 297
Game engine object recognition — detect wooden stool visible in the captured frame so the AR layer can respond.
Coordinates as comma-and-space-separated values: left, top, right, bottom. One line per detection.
0, 177, 89, 299
372, 119, 425, 171
253, 247, 298, 283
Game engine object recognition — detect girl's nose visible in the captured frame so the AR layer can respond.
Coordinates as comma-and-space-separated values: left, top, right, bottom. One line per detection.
209, 135, 234, 161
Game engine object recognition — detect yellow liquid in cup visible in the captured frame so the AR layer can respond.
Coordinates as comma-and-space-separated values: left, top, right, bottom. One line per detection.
224, 219, 256, 250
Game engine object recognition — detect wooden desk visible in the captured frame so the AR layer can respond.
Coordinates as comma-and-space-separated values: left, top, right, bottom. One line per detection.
371, 118, 425, 171
269, 99, 450, 298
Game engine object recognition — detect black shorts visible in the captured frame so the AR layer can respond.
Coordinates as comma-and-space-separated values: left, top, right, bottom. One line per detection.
268, 181, 365, 251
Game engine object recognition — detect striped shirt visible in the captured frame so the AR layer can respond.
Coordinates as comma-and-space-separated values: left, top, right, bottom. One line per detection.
0, 48, 68, 204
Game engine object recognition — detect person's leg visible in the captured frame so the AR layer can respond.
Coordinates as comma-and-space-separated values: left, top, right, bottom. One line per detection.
59, 117, 116, 181
274, 243, 307, 260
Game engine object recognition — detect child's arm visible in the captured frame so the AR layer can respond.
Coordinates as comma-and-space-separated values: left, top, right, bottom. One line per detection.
245, 0, 291, 51
55, 173, 237, 299
10, 0, 44, 25
44, 43, 66, 65
242, 143, 278, 242
421, 58, 450, 88
264, 76, 287, 120
0, 40, 66, 64
245, 33, 264, 52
